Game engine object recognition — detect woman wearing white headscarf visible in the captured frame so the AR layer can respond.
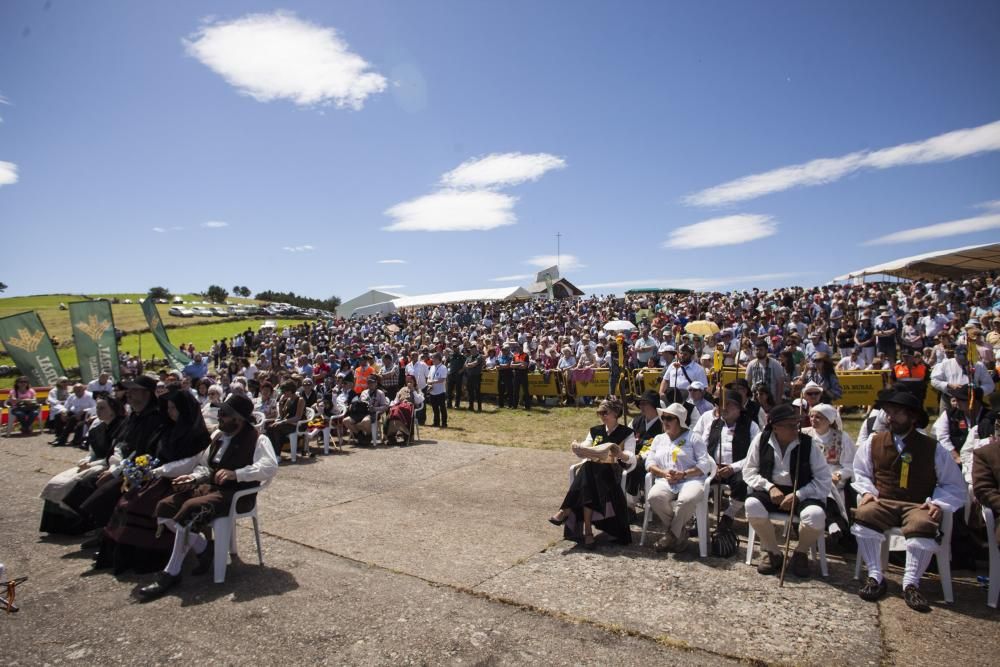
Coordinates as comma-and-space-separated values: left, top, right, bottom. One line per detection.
804, 402, 856, 536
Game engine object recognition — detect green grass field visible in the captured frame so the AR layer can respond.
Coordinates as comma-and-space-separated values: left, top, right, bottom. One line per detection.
0, 292, 299, 388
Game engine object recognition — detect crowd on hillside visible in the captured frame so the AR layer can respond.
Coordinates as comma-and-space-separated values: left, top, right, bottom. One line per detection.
15, 272, 1000, 608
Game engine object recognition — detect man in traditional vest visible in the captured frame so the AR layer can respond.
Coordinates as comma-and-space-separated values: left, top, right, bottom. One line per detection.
139, 395, 278, 600
695, 390, 760, 528
931, 385, 987, 466
743, 403, 831, 578
971, 416, 1000, 545
851, 390, 966, 612
625, 390, 664, 503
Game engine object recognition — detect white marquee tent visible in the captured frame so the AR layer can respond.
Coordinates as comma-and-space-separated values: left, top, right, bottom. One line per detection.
349, 286, 532, 318
833, 242, 1000, 282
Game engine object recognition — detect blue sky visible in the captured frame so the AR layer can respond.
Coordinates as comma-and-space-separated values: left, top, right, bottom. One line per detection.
1, 1, 999, 300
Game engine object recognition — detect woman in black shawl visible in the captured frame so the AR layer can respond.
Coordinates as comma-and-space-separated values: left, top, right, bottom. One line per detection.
94, 390, 211, 574
39, 397, 127, 534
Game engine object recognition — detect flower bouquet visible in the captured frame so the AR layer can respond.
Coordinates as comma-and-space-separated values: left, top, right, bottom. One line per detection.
120, 454, 160, 492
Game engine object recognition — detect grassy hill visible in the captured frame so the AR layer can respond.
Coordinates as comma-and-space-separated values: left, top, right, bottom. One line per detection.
0, 293, 299, 388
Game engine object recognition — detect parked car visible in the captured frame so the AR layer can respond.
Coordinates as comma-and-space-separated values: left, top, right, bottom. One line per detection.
192, 307, 214, 316
168, 307, 194, 318
122, 298, 133, 304
211, 307, 229, 316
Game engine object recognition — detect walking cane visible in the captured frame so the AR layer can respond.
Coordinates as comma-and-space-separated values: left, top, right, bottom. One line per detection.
778, 402, 804, 587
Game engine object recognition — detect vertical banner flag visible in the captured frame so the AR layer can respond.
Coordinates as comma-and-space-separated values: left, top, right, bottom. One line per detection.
69, 300, 121, 383
0, 311, 66, 387
140, 299, 191, 371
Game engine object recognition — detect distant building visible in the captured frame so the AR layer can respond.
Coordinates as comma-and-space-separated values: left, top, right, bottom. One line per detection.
524, 266, 584, 299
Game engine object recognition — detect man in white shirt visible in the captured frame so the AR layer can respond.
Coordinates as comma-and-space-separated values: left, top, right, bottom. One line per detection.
86, 372, 115, 397
659, 343, 708, 399
693, 391, 761, 524
836, 348, 864, 372
919, 307, 948, 342
406, 352, 430, 393
426, 353, 449, 428
743, 404, 831, 578
140, 394, 277, 600
851, 391, 967, 612
55, 383, 97, 447
929, 344, 995, 411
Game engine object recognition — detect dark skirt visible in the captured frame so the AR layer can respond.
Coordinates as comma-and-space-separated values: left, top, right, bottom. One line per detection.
39, 476, 100, 536
94, 477, 175, 574
39, 500, 91, 535
561, 461, 631, 544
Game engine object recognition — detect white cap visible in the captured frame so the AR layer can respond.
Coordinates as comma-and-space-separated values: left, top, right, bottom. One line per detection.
688, 381, 706, 391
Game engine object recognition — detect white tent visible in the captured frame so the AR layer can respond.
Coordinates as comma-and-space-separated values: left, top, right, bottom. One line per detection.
336, 289, 406, 318
834, 242, 1000, 282
349, 286, 531, 318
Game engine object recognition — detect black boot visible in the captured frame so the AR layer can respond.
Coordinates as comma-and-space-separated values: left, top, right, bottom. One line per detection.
138, 571, 181, 601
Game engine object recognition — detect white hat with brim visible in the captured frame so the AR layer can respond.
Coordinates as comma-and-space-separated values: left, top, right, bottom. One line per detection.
656, 402, 689, 428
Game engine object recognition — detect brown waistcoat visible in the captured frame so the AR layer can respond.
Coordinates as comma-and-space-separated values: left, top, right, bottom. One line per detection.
869, 430, 937, 503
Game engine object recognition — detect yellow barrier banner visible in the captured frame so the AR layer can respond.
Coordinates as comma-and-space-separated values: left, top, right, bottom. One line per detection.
637, 369, 664, 393
575, 369, 611, 397
833, 372, 890, 408
479, 369, 499, 395
527, 372, 560, 396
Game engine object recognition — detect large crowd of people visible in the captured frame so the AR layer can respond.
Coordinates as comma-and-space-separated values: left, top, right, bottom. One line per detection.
18, 273, 1000, 609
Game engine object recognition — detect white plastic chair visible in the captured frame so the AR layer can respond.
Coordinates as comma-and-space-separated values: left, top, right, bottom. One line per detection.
287, 407, 315, 463
3, 404, 45, 437
640, 458, 717, 558
982, 507, 998, 608
211, 479, 269, 584
746, 508, 830, 577
852, 510, 954, 603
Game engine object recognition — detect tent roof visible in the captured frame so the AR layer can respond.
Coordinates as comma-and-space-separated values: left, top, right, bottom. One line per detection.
833, 242, 1000, 282
348, 285, 531, 317
525, 277, 585, 297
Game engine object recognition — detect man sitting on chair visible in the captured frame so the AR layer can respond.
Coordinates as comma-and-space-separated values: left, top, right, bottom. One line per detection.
343, 374, 389, 444
851, 390, 966, 612
694, 390, 760, 528
743, 403, 831, 578
971, 413, 1000, 545
139, 395, 277, 600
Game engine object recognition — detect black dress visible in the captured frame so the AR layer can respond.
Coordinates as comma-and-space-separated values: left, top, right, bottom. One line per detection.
39, 417, 124, 535
560, 424, 634, 544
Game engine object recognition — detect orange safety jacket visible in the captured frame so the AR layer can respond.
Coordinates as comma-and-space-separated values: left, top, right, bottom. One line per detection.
894, 362, 927, 380
354, 365, 375, 394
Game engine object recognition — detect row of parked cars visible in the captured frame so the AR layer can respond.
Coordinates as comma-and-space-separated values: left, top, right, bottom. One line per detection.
167, 304, 258, 318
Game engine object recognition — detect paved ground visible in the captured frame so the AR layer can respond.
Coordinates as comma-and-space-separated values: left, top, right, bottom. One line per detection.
0, 431, 996, 665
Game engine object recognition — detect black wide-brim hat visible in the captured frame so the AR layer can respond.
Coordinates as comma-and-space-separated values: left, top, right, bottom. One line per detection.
879, 390, 929, 428
634, 389, 661, 407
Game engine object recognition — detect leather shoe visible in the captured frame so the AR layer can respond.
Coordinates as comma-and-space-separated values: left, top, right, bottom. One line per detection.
191, 541, 215, 576
858, 576, 888, 602
138, 572, 181, 601
790, 551, 810, 578
757, 551, 783, 575
903, 585, 931, 612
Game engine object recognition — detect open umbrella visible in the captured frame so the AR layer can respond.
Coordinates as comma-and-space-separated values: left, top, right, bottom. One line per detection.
603, 320, 636, 332
684, 320, 720, 337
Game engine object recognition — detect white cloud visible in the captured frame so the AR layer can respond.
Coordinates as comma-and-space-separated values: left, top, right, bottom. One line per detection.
152, 227, 166, 233
369, 284, 405, 290
0, 161, 18, 186
201, 220, 229, 228
525, 254, 585, 271
663, 214, 777, 249
383, 190, 517, 232
0, 93, 8, 123
152, 226, 184, 233
863, 213, 1000, 245
441, 152, 566, 189
976, 199, 1000, 212
184, 11, 386, 110
684, 119, 1000, 207
579, 272, 804, 292
377, 259, 407, 264
283, 244, 315, 252
489, 273, 534, 282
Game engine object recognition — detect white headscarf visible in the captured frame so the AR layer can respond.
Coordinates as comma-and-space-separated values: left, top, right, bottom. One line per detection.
809, 402, 842, 430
